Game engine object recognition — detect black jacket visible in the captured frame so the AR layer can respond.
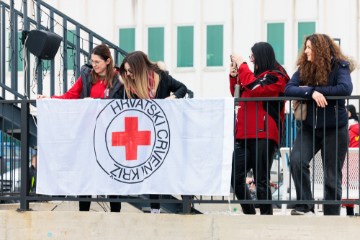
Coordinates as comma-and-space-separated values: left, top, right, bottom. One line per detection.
120, 71, 187, 99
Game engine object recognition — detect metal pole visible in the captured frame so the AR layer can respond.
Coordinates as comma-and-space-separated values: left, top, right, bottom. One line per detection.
9, 0, 16, 95
36, 0, 43, 95
23, 0, 31, 98
182, 195, 191, 214
18, 100, 30, 211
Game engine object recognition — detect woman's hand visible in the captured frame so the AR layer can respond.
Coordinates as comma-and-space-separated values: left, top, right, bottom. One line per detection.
230, 54, 244, 68
312, 90, 327, 108
229, 62, 238, 77
165, 94, 177, 99
37, 94, 49, 99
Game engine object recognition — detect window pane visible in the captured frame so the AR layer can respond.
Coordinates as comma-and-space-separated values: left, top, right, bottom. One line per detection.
148, 27, 164, 62
177, 26, 194, 67
267, 23, 284, 65
298, 22, 316, 52
207, 25, 223, 67
8, 32, 24, 71
67, 30, 75, 70
119, 28, 135, 63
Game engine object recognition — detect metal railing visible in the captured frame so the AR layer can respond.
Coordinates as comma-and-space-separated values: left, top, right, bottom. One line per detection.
0, 96, 359, 215
0, 0, 127, 100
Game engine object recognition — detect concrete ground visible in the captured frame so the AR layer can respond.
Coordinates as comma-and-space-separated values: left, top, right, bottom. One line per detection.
0, 198, 355, 216
1, 201, 360, 240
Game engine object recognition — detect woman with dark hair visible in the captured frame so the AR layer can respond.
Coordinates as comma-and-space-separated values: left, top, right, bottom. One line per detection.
285, 33, 354, 215
38, 44, 123, 212
229, 42, 290, 215
347, 104, 358, 122
119, 51, 187, 213
39, 44, 122, 100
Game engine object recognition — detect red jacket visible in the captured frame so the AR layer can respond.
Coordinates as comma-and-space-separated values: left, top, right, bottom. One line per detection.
229, 63, 289, 145
349, 123, 359, 147
52, 76, 107, 99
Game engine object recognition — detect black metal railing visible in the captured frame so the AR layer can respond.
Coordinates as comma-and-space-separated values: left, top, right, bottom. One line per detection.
0, 96, 359, 215
0, 0, 127, 100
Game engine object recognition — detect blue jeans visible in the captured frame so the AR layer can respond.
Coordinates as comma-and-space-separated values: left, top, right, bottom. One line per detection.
290, 125, 348, 215
231, 139, 277, 215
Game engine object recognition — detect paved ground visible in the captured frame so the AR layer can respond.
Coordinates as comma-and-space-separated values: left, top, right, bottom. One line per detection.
0, 200, 354, 216
1, 202, 360, 240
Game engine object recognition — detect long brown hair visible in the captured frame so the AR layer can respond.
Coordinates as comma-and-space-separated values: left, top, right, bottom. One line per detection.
90, 44, 116, 88
119, 51, 161, 99
297, 33, 355, 86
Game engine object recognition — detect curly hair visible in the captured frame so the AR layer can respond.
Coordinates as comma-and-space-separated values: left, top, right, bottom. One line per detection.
297, 33, 354, 86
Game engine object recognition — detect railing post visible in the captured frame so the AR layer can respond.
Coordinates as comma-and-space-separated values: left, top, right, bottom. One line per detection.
0, 3, 5, 97
9, 0, 17, 95
36, 0, 43, 95
18, 100, 30, 211
23, 0, 31, 97
182, 195, 191, 214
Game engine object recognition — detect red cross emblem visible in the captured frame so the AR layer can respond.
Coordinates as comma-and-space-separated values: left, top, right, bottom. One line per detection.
112, 117, 151, 161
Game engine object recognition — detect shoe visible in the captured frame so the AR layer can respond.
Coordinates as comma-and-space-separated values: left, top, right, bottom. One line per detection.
150, 208, 161, 214
291, 209, 315, 216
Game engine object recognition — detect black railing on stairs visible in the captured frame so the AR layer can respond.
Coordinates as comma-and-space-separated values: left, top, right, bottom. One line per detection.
1, 0, 127, 100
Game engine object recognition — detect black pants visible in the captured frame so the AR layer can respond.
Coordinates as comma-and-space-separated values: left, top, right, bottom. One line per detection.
149, 194, 160, 209
231, 139, 276, 215
290, 125, 348, 215
79, 195, 121, 212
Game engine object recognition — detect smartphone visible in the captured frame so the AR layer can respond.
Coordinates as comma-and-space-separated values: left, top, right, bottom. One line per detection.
230, 55, 236, 68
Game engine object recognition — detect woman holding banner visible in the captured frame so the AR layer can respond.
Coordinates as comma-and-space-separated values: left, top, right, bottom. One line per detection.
119, 51, 187, 213
38, 44, 123, 212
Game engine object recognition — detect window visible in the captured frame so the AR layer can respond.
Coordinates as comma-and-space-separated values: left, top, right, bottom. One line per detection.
298, 22, 316, 52
177, 26, 194, 67
66, 30, 76, 70
148, 27, 164, 62
119, 28, 135, 62
267, 23, 285, 65
42, 60, 51, 70
206, 25, 223, 67
8, 31, 24, 71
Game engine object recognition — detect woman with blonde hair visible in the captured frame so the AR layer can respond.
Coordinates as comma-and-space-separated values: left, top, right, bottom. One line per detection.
119, 51, 187, 213
119, 51, 187, 100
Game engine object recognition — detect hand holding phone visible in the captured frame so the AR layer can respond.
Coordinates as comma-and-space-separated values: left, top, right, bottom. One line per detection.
230, 55, 237, 76
230, 55, 238, 68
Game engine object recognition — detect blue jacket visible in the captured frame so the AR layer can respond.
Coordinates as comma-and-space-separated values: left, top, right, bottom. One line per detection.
285, 60, 353, 129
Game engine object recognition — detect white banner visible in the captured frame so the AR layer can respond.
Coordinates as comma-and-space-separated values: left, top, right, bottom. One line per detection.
36, 98, 234, 196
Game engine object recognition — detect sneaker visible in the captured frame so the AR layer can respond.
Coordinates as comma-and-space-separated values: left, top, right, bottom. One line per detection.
291, 209, 315, 216
150, 208, 161, 214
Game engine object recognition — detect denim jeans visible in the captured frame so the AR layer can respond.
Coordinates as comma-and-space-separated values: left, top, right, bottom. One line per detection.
231, 139, 277, 215
290, 124, 348, 215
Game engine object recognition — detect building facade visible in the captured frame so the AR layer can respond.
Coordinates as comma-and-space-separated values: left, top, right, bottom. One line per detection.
5, 0, 360, 99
